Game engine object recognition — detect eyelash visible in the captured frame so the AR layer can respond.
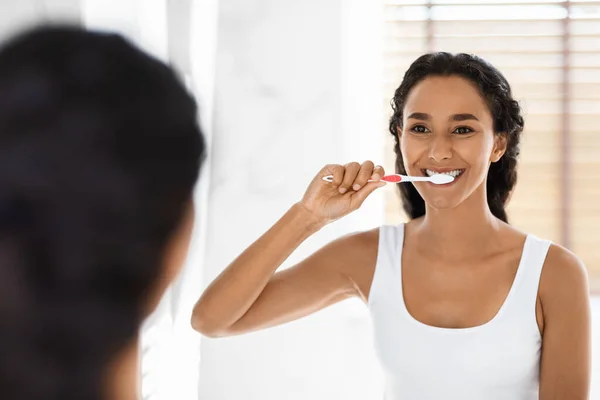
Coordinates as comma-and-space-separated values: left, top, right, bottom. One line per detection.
410, 125, 474, 135
454, 126, 474, 135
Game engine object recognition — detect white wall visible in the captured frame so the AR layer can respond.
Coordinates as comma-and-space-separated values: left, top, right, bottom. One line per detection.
197, 0, 385, 398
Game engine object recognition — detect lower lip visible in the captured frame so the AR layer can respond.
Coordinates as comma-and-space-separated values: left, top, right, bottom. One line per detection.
422, 170, 465, 187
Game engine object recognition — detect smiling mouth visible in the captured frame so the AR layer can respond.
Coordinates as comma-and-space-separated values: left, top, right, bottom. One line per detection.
420, 169, 465, 180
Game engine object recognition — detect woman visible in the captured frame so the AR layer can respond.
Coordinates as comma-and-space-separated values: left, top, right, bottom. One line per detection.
0, 25, 204, 400
192, 52, 590, 399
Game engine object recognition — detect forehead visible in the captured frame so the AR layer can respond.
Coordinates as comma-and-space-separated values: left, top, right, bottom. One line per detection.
403, 75, 491, 120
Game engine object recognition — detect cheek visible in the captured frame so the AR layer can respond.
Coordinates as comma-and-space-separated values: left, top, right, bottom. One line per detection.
400, 135, 422, 167
456, 136, 494, 166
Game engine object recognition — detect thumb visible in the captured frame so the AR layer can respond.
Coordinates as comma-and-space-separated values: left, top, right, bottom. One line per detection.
350, 181, 386, 209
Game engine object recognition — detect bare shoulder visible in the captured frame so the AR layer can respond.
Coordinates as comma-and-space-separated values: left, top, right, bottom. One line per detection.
337, 227, 380, 249
324, 227, 380, 302
536, 243, 591, 399
539, 243, 589, 311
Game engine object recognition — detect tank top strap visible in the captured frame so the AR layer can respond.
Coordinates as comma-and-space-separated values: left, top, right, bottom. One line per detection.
368, 224, 405, 310
503, 234, 552, 328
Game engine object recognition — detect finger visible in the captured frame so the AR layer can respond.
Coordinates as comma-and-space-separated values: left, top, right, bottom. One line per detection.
372, 165, 385, 181
339, 162, 360, 194
322, 164, 344, 188
352, 161, 375, 191
350, 181, 386, 208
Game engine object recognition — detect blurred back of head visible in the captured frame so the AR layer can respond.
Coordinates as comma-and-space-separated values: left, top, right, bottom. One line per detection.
0, 25, 205, 400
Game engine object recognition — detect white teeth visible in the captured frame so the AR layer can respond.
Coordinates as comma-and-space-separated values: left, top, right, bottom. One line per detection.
425, 169, 463, 178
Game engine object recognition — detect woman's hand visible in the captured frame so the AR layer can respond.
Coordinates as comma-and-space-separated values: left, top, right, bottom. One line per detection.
298, 161, 386, 225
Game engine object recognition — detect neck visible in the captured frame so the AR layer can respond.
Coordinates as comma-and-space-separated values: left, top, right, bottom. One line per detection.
106, 338, 139, 400
416, 185, 503, 259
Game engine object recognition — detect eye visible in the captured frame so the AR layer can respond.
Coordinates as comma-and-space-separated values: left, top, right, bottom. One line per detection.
410, 125, 430, 134
453, 126, 474, 135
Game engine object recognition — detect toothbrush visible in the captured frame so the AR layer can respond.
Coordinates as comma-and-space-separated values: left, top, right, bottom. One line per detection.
321, 173, 454, 185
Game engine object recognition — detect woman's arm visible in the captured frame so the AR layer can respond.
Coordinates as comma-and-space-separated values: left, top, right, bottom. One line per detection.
191, 162, 385, 337
539, 244, 591, 400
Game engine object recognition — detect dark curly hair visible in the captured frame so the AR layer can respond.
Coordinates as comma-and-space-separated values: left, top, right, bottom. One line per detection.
388, 52, 524, 223
0, 25, 205, 399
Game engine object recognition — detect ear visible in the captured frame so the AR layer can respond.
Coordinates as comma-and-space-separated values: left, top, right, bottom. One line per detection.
491, 134, 507, 163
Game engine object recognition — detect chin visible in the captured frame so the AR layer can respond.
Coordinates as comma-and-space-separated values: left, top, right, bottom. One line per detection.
419, 185, 480, 214
425, 196, 459, 210
417, 188, 466, 210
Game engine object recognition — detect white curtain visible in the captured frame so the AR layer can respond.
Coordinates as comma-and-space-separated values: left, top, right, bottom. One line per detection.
0, 1, 80, 37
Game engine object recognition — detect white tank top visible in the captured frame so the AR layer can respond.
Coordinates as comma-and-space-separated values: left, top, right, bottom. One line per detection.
368, 224, 552, 400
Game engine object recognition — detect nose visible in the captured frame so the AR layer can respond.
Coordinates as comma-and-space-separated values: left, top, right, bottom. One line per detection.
428, 134, 453, 162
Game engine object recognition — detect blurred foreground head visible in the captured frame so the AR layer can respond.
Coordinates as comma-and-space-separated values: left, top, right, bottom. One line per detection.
0, 25, 205, 400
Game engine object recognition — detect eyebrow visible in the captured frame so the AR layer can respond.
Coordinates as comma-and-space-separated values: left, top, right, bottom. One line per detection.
407, 112, 480, 122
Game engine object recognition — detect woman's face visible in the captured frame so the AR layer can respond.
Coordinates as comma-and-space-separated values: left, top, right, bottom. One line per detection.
399, 75, 506, 211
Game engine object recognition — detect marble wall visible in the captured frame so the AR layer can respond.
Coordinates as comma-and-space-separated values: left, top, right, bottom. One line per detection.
198, 0, 385, 398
